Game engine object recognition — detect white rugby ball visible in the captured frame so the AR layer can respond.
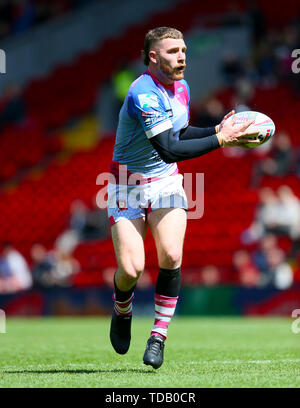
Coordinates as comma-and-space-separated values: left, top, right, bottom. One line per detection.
225, 111, 275, 148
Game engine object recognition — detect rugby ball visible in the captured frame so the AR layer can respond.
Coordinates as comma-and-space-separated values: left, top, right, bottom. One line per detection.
225, 111, 275, 148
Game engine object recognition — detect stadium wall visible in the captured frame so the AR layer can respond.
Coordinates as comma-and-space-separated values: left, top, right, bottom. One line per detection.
0, 286, 299, 317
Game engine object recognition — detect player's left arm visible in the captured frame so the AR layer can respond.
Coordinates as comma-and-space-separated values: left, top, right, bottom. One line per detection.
179, 125, 217, 140
179, 110, 235, 141
178, 78, 234, 141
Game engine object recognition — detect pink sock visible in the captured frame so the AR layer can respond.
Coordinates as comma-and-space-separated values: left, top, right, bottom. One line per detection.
151, 294, 178, 340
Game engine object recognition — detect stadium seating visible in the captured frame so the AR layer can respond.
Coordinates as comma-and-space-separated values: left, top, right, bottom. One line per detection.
1, 0, 299, 286
0, 121, 62, 182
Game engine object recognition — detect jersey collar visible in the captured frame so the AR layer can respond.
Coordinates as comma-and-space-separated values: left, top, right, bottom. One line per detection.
146, 69, 175, 91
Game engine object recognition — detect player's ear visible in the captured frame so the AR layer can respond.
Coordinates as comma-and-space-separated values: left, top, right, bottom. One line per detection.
149, 50, 158, 64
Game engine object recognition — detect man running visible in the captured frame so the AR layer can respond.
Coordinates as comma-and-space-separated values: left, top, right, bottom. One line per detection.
107, 27, 258, 369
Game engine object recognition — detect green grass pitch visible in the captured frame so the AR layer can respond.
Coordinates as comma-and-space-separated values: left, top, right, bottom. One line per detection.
0, 316, 299, 388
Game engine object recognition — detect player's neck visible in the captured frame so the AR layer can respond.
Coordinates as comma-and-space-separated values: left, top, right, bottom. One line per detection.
147, 67, 174, 88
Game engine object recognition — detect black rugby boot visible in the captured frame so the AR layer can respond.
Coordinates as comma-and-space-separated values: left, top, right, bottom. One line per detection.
110, 310, 132, 354
143, 335, 165, 369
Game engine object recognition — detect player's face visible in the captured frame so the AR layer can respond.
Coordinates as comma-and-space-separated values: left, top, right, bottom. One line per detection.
155, 38, 186, 82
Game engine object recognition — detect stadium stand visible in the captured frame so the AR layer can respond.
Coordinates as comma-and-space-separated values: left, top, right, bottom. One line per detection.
0, 0, 299, 290
0, 0, 90, 41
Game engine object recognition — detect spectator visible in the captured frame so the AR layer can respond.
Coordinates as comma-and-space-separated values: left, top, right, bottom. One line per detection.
263, 132, 294, 175
69, 198, 110, 242
263, 247, 293, 289
201, 265, 221, 286
297, 147, 300, 178
252, 131, 294, 186
80, 200, 110, 241
234, 78, 255, 107
233, 250, 260, 287
54, 229, 79, 255
51, 247, 80, 287
31, 243, 79, 288
69, 199, 88, 237
275, 23, 300, 80
255, 39, 276, 84
257, 187, 279, 233
242, 187, 281, 243
180, 268, 202, 286
0, 255, 12, 293
277, 185, 300, 241
277, 186, 300, 258
31, 243, 57, 288
194, 97, 224, 128
252, 233, 278, 272
220, 50, 244, 85
243, 185, 300, 246
0, 242, 32, 293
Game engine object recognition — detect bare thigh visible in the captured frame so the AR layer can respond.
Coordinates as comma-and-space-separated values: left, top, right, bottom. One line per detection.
147, 208, 187, 270
111, 217, 147, 291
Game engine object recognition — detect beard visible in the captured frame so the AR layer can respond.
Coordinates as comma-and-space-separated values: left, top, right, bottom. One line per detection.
158, 55, 186, 82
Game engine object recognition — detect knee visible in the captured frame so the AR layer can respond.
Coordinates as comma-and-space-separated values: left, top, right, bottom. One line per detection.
160, 247, 182, 269
119, 261, 144, 282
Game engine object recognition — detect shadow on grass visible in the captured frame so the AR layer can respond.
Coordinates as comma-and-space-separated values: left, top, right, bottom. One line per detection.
1, 368, 155, 375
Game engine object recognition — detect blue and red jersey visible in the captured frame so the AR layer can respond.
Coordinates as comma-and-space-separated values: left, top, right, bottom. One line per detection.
111, 70, 190, 180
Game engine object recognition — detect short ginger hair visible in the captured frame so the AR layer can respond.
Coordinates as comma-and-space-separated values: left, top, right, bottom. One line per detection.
142, 27, 184, 66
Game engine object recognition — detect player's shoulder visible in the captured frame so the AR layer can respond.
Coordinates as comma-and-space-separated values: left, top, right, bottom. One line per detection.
179, 78, 189, 87
127, 72, 164, 117
128, 71, 161, 99
178, 79, 190, 92
178, 79, 190, 101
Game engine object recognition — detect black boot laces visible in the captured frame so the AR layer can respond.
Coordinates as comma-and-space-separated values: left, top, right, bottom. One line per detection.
149, 337, 163, 355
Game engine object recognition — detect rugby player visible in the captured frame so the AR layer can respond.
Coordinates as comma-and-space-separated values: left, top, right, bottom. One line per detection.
107, 27, 259, 369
